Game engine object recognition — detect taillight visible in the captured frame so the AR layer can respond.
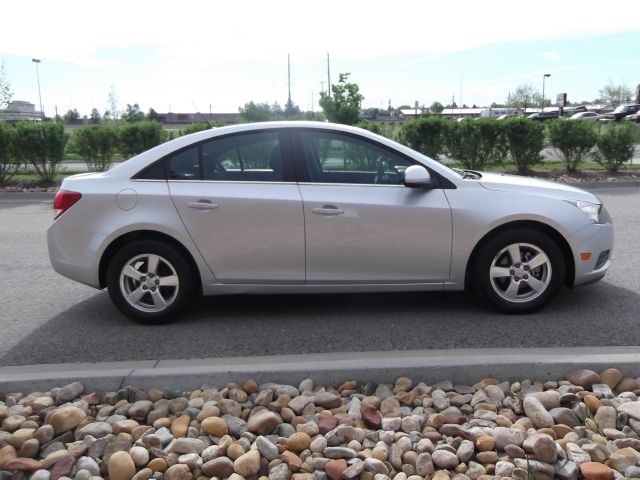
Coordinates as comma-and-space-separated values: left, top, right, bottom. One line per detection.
53, 190, 82, 219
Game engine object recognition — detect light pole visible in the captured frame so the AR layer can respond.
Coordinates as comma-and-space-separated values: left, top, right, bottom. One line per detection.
542, 73, 551, 112
32, 58, 44, 120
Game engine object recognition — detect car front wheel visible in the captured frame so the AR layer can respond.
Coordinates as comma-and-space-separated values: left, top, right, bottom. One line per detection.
472, 229, 565, 314
106, 240, 193, 323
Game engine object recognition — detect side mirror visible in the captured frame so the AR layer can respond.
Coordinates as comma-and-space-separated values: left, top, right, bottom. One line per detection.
404, 165, 433, 188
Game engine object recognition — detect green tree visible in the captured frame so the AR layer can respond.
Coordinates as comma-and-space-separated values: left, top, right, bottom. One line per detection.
13, 122, 68, 182
284, 99, 300, 118
63, 109, 81, 124
443, 119, 508, 170
118, 121, 167, 158
122, 103, 145, 123
355, 120, 397, 141
429, 101, 444, 114
398, 116, 448, 159
319, 73, 364, 125
595, 123, 636, 172
0, 124, 18, 183
547, 120, 597, 171
180, 120, 224, 136
239, 101, 273, 122
89, 108, 102, 124
146, 108, 161, 122
502, 117, 544, 173
0, 61, 12, 109
108, 85, 119, 120
599, 81, 632, 107
71, 125, 119, 172
506, 84, 539, 111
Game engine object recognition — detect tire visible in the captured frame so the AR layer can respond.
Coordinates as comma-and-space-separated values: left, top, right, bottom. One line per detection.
106, 240, 194, 324
471, 228, 565, 314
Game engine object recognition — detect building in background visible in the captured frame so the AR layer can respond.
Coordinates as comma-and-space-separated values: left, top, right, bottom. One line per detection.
0, 101, 42, 123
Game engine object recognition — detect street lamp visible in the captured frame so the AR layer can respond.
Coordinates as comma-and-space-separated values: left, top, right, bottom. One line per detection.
542, 73, 551, 112
32, 59, 44, 120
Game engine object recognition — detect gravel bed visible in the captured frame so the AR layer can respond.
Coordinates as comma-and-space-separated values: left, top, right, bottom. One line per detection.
2, 368, 640, 480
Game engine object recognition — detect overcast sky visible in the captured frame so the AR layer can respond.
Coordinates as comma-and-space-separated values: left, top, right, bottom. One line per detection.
1, 0, 638, 117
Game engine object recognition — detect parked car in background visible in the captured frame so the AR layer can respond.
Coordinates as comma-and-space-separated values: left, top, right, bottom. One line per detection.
48, 122, 613, 323
600, 104, 640, 122
527, 111, 560, 121
497, 114, 517, 120
624, 112, 640, 123
569, 112, 601, 121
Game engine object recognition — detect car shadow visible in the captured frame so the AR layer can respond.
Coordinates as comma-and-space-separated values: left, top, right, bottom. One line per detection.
1, 281, 639, 367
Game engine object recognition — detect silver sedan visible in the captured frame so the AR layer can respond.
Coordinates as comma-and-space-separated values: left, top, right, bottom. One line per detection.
48, 122, 613, 323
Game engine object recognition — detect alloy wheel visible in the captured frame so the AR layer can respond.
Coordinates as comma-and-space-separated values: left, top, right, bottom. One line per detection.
489, 242, 552, 303
119, 253, 180, 312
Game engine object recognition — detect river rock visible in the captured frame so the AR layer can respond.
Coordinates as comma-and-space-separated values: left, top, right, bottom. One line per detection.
549, 407, 581, 427
609, 447, 640, 473
234, 450, 260, 477
55, 382, 84, 405
247, 409, 281, 435
600, 368, 623, 390
269, 463, 292, 480
170, 415, 190, 438
594, 406, 617, 430
163, 464, 191, 480
325, 459, 347, 480
108, 451, 136, 480
431, 450, 459, 469
256, 436, 279, 460
618, 401, 640, 420
286, 432, 310, 452
566, 369, 601, 389
415, 453, 434, 476
200, 416, 228, 437
47, 407, 87, 435
30, 470, 50, 480
524, 434, 557, 464
324, 447, 356, 459
171, 438, 204, 455
4, 457, 43, 471
555, 460, 579, 480
314, 392, 342, 409
580, 462, 614, 480
76, 422, 112, 440
129, 446, 149, 467
202, 456, 234, 477
523, 396, 554, 428
493, 427, 526, 450
362, 407, 381, 429
50, 455, 75, 480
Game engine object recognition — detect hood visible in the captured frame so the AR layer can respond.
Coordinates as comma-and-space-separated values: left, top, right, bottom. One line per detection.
478, 172, 600, 203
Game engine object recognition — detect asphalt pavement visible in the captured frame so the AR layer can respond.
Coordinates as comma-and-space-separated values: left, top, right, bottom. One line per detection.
0, 187, 638, 368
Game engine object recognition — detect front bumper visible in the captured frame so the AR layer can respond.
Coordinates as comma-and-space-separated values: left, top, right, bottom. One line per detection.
571, 220, 614, 287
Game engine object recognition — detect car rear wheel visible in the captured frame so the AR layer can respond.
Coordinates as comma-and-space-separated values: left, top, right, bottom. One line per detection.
107, 240, 193, 323
472, 229, 565, 314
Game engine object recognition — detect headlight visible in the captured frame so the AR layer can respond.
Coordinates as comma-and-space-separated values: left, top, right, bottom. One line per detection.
567, 200, 602, 223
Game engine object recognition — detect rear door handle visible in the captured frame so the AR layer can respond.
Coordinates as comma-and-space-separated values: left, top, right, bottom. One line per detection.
312, 205, 344, 215
188, 201, 219, 210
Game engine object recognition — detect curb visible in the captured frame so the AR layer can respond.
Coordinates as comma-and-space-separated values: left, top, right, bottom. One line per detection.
1, 347, 639, 394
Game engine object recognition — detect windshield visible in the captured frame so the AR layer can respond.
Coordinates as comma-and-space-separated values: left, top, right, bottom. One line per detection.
613, 105, 628, 113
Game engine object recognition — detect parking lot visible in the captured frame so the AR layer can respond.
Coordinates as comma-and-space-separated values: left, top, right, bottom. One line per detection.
0, 187, 638, 368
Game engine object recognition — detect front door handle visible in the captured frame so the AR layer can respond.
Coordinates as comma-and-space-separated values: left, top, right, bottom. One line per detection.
188, 201, 219, 210
312, 205, 344, 215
